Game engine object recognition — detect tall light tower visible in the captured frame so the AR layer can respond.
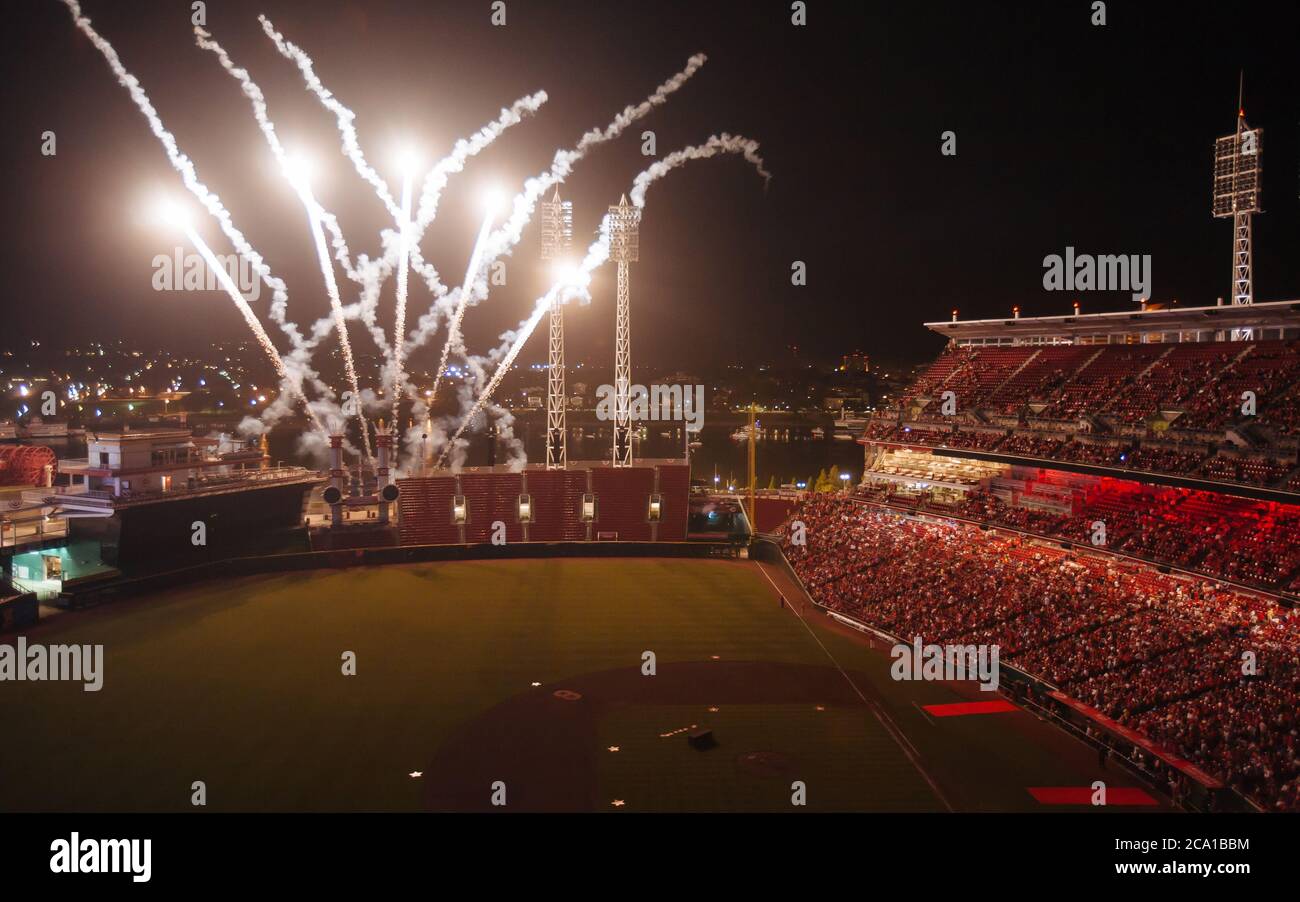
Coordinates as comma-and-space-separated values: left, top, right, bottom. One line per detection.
540, 187, 574, 469
608, 194, 640, 467
1212, 78, 1262, 340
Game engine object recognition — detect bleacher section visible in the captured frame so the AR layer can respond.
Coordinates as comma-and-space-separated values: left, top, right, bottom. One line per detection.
592, 466, 654, 541
872, 337, 1300, 495
856, 454, 1300, 595
395, 475, 461, 546
460, 472, 524, 544
654, 464, 691, 541
782, 497, 1300, 811
395, 461, 689, 547
522, 469, 589, 542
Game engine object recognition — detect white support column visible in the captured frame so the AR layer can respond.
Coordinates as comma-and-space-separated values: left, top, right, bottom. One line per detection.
1231, 212, 1254, 340
540, 187, 573, 470
607, 194, 640, 468
613, 259, 632, 467
546, 296, 567, 469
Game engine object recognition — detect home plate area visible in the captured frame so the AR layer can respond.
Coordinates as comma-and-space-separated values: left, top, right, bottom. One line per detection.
421, 660, 939, 812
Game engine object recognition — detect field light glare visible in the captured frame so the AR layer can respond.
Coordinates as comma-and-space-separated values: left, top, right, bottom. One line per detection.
395, 145, 420, 176
482, 185, 506, 215
157, 199, 190, 228
284, 151, 315, 188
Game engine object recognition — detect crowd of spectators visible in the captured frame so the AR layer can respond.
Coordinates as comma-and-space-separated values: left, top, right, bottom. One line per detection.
781, 496, 1300, 810
905, 481, 1300, 593
872, 337, 1300, 489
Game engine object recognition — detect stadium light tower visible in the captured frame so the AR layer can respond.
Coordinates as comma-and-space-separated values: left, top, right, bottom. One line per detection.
608, 194, 640, 467
540, 187, 574, 469
1212, 76, 1262, 340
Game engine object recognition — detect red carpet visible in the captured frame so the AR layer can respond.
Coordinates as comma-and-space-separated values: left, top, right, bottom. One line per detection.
922, 700, 1018, 717
1028, 787, 1159, 806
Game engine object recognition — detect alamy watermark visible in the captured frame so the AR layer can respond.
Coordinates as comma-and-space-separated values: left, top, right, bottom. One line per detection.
1042, 246, 1151, 303
152, 246, 260, 302
0, 638, 104, 691
50, 833, 150, 883
890, 637, 1000, 691
594, 382, 704, 431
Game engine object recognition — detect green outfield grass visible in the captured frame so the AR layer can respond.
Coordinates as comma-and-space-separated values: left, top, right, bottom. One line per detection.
0, 557, 1158, 812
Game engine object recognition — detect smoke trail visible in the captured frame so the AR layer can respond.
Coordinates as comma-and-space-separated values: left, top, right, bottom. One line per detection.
192, 25, 374, 434
192, 25, 379, 452
438, 134, 769, 466
183, 225, 323, 433
479, 53, 711, 273
299, 182, 374, 463
259, 15, 402, 221
390, 171, 414, 424
257, 13, 409, 384
428, 207, 497, 407
193, 27, 360, 285
57, 0, 328, 433
258, 16, 547, 432
406, 53, 708, 358
630, 133, 772, 203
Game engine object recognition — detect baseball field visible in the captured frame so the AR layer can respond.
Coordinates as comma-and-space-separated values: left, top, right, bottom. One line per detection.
0, 556, 1164, 812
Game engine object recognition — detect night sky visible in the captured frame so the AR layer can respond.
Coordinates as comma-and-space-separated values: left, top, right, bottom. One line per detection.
3, 0, 1298, 369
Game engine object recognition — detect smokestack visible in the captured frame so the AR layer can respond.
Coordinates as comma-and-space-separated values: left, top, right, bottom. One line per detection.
328, 433, 345, 528
375, 421, 392, 525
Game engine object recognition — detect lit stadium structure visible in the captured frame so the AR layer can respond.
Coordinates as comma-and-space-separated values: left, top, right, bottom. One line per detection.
608, 194, 641, 467
846, 300, 1300, 601
762, 300, 1300, 812
540, 187, 574, 470
879, 300, 1300, 497
1212, 79, 1263, 339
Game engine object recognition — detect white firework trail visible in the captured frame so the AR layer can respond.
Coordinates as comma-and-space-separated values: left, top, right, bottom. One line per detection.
400, 91, 548, 354
259, 15, 402, 221
183, 224, 323, 434
408, 53, 709, 363
192, 24, 379, 415
427, 206, 497, 408
298, 178, 374, 463
192, 25, 376, 451
57, 0, 327, 433
193, 27, 361, 286
413, 51, 716, 452
437, 134, 769, 468
390, 169, 414, 424
258, 15, 548, 417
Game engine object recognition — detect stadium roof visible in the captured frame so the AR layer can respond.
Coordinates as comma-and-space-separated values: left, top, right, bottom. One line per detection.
926, 298, 1300, 343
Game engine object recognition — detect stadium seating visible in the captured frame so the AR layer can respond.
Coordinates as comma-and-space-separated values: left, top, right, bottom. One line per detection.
524, 469, 590, 541
396, 475, 462, 545
859, 466, 1300, 594
877, 338, 1300, 491
460, 472, 524, 544
655, 464, 691, 540
781, 497, 1300, 811
591, 466, 654, 540
396, 463, 685, 546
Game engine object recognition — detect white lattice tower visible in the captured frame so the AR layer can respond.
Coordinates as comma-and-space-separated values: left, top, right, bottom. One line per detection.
540, 187, 573, 469
1212, 80, 1261, 341
608, 194, 640, 467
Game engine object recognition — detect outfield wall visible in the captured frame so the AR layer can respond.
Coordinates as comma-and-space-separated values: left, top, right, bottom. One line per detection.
39, 539, 741, 616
